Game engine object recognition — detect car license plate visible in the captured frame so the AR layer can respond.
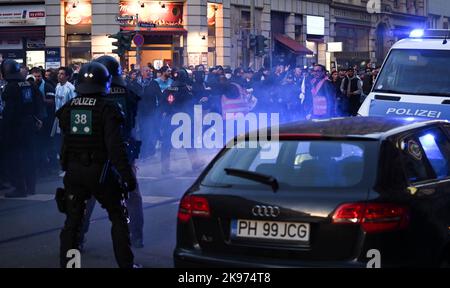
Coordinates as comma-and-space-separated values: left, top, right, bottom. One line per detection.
231, 219, 310, 242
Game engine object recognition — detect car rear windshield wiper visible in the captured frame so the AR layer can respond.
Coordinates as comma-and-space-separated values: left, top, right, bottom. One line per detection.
224, 168, 279, 192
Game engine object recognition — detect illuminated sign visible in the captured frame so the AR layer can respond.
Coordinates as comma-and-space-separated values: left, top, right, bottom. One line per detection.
306, 16, 325, 36
65, 1, 92, 26
208, 3, 218, 26
327, 42, 343, 52
0, 5, 45, 27
119, 1, 183, 30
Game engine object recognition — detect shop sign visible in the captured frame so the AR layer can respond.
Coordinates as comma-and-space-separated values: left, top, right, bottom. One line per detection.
328, 42, 343, 52
65, 1, 92, 26
119, 1, 183, 30
306, 16, 325, 36
45, 48, 61, 69
0, 5, 45, 27
0, 50, 24, 60
0, 39, 23, 50
334, 9, 371, 23
27, 38, 45, 49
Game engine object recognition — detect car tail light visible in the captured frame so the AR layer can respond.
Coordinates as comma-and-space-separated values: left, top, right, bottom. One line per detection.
332, 203, 410, 233
178, 195, 211, 223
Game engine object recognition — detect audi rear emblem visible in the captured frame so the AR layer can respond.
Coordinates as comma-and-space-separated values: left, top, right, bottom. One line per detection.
252, 205, 280, 218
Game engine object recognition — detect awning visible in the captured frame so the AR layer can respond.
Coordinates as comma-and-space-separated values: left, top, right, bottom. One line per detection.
274, 34, 314, 55
0, 26, 45, 40
122, 27, 187, 36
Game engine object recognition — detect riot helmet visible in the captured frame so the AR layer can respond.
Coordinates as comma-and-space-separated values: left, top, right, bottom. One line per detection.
76, 62, 111, 95
173, 68, 191, 85
93, 55, 126, 88
0, 59, 24, 81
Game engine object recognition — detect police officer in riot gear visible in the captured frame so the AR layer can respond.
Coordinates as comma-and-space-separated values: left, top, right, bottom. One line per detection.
80, 55, 144, 249
160, 68, 203, 173
56, 62, 139, 268
1, 59, 45, 198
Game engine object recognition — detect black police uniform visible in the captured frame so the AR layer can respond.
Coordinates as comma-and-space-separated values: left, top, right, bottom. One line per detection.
160, 68, 201, 173
1, 59, 45, 197
56, 62, 137, 268
80, 55, 144, 249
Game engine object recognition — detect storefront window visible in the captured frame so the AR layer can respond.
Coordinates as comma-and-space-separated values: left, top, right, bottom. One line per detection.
64, 0, 92, 65
26, 51, 45, 69
66, 35, 91, 65
208, 3, 217, 67
306, 40, 318, 66
335, 25, 369, 52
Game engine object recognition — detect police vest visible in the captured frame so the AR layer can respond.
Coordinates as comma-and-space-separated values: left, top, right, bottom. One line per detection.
2, 81, 36, 121
110, 86, 128, 118
59, 96, 115, 157
109, 85, 141, 139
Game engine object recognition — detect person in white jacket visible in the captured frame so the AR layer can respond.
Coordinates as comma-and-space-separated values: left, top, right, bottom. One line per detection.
53, 67, 76, 176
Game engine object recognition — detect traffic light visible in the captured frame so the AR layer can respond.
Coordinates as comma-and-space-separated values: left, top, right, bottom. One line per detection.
255, 35, 269, 56
109, 33, 123, 56
121, 32, 133, 51
109, 31, 134, 57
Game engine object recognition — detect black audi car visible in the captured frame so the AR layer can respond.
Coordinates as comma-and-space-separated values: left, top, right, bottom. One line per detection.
174, 117, 450, 267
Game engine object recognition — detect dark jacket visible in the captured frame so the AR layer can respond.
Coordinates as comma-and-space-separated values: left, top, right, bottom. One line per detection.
140, 80, 162, 116
362, 74, 374, 95
160, 81, 194, 116
304, 77, 336, 119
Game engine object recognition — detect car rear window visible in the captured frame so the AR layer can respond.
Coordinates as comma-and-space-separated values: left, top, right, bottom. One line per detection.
202, 140, 378, 189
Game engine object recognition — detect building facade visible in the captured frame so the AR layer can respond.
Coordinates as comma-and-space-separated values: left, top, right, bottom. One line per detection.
0, 0, 46, 68
7, 0, 332, 70
331, 0, 428, 69
226, 0, 332, 69
427, 0, 450, 29
0, 0, 433, 70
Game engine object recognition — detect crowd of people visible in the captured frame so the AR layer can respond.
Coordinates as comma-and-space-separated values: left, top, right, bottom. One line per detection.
0, 60, 380, 192
123, 62, 379, 157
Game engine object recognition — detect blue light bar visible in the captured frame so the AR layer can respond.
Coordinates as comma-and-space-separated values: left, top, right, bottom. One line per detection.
409, 29, 424, 38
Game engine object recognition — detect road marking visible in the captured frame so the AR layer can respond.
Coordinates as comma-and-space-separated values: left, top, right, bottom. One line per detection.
137, 176, 197, 180
137, 176, 159, 180
0, 194, 174, 205
0, 194, 55, 201
141, 196, 173, 204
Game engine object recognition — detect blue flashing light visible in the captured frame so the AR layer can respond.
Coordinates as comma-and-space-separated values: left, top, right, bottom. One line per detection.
420, 134, 436, 148
409, 29, 424, 38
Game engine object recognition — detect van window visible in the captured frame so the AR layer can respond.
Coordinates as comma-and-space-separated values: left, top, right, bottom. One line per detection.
374, 49, 450, 96
418, 129, 450, 179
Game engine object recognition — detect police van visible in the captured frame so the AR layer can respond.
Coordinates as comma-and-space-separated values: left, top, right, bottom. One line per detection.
358, 29, 450, 120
